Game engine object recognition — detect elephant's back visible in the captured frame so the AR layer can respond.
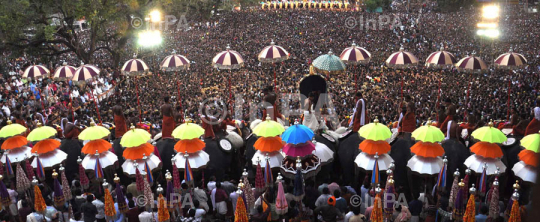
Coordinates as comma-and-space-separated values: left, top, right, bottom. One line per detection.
389, 138, 413, 189
245, 134, 258, 163
156, 139, 177, 173
60, 139, 83, 181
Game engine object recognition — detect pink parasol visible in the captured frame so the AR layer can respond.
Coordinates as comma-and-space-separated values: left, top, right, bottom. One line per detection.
283, 141, 316, 157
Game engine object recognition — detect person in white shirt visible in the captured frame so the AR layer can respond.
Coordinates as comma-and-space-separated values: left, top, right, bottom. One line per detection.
138, 209, 158, 222
92, 193, 106, 222
26, 212, 46, 222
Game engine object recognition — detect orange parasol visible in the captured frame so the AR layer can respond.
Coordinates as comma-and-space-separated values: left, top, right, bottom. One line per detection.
123, 143, 154, 160
31, 139, 60, 154
470, 142, 503, 158
518, 149, 537, 167
1, 136, 28, 150
174, 138, 205, 154
359, 140, 390, 155
254, 136, 284, 152
81, 139, 112, 154
410, 141, 445, 158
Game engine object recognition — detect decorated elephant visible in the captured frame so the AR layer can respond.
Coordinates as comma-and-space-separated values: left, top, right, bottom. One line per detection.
336, 131, 363, 186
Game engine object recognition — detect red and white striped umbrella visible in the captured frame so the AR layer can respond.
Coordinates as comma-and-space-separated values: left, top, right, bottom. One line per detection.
160, 52, 190, 71
495, 49, 527, 69
23, 65, 50, 79
425, 47, 457, 69
455, 55, 488, 73
258, 41, 289, 63
122, 55, 149, 76
385, 47, 418, 69
72, 63, 100, 83
212, 44, 244, 70
340, 41, 371, 65
52, 62, 76, 81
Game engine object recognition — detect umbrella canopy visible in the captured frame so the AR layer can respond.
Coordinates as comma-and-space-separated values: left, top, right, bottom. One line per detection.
283, 141, 316, 157
81, 139, 112, 154
258, 41, 290, 63
0, 121, 27, 139
455, 55, 488, 73
52, 62, 76, 81
412, 121, 445, 143
1, 136, 28, 150
1, 146, 31, 164
464, 154, 506, 175
120, 125, 151, 148
254, 136, 284, 153
470, 142, 503, 158
173, 151, 210, 170
281, 123, 314, 145
212, 44, 244, 70
311, 50, 347, 74
425, 47, 457, 68
521, 133, 539, 152
174, 138, 205, 154
81, 151, 118, 170
27, 125, 57, 142
78, 123, 110, 141
354, 152, 394, 171
31, 149, 67, 169
160, 53, 190, 71
172, 122, 204, 140
252, 151, 284, 168
518, 150, 537, 167
313, 141, 334, 163
23, 65, 50, 79
494, 49, 527, 69
253, 116, 285, 137
122, 55, 149, 76
512, 161, 536, 183
72, 64, 100, 83
385, 47, 419, 69
31, 139, 60, 154
359, 140, 391, 155
340, 41, 371, 65
407, 155, 443, 176
410, 141, 445, 158
359, 119, 392, 141
121, 154, 162, 176
123, 143, 154, 160
471, 122, 507, 144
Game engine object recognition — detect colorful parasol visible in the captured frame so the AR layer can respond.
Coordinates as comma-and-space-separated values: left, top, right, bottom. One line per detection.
455, 55, 488, 73
425, 47, 457, 68
359, 119, 392, 141
72, 63, 100, 83
512, 161, 536, 183
255, 136, 285, 153
1, 146, 31, 164
121, 55, 149, 76
411, 121, 445, 143
173, 151, 210, 170
355, 152, 394, 171
123, 142, 154, 160
0, 121, 27, 139
31, 139, 60, 154
470, 142, 503, 158
174, 138, 205, 153
313, 141, 334, 164
340, 41, 371, 65
31, 149, 67, 169
27, 124, 57, 142
520, 133, 540, 153
258, 40, 290, 63
160, 52, 190, 71
1, 135, 28, 150
359, 140, 391, 155
407, 155, 444, 176
518, 149, 537, 167
464, 154, 506, 175
79, 122, 110, 141
471, 121, 507, 144
52, 62, 76, 81
23, 65, 50, 79
281, 122, 314, 145
172, 122, 204, 140
81, 139, 112, 154
212, 44, 245, 70
121, 154, 162, 176
120, 125, 151, 148
495, 49, 527, 69
410, 141, 445, 158
82, 151, 118, 170
253, 116, 285, 137
252, 151, 284, 168
385, 47, 418, 69
283, 141, 315, 157
311, 50, 347, 74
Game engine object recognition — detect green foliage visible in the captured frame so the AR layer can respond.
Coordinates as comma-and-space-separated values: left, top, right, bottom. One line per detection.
364, 0, 391, 11
437, 0, 476, 11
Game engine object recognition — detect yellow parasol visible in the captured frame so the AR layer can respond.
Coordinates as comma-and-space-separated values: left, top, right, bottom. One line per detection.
27, 123, 57, 142
412, 121, 445, 143
471, 121, 507, 144
0, 120, 27, 139
79, 122, 110, 141
120, 124, 151, 148
359, 119, 392, 141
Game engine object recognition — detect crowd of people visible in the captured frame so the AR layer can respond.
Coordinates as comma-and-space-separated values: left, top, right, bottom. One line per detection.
0, 2, 538, 222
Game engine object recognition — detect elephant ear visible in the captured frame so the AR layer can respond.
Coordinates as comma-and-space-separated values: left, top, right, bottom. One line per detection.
334, 127, 348, 135
225, 131, 244, 149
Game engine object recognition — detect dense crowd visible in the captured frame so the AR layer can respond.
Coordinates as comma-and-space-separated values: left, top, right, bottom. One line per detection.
0, 2, 538, 222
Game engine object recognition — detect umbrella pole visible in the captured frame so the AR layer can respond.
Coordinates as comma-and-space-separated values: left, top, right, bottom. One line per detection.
229, 70, 233, 115
136, 77, 142, 124
507, 71, 511, 121
91, 91, 102, 124
436, 77, 441, 122
177, 79, 183, 123
465, 73, 472, 117
355, 66, 358, 92
69, 87, 74, 122
273, 63, 277, 92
